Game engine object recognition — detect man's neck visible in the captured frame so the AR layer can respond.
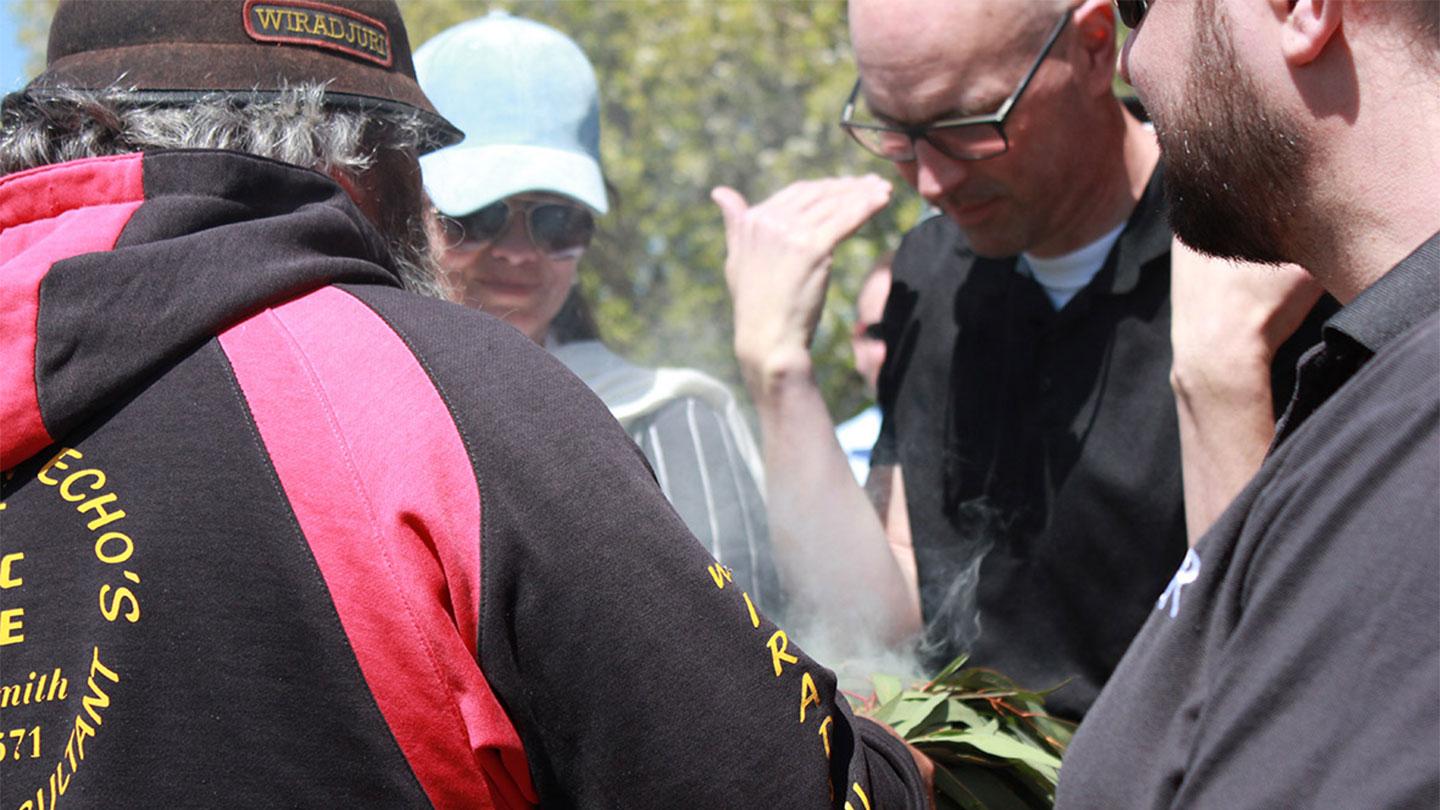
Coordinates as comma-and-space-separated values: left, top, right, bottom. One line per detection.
1026, 104, 1160, 258
1294, 149, 1440, 305
1287, 65, 1440, 304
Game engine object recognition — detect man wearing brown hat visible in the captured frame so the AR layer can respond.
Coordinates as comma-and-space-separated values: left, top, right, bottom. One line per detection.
0, 2, 930, 806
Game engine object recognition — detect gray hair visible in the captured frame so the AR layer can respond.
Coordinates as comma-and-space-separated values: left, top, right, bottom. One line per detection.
0, 84, 446, 298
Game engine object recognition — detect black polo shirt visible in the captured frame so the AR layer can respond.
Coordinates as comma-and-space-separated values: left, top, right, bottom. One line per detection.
873, 167, 1325, 719
1057, 231, 1440, 808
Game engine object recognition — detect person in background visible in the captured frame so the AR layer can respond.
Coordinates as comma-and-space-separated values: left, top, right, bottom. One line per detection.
836, 252, 893, 484
1057, 0, 1438, 805
416, 11, 782, 614
0, 0, 930, 804
715, 0, 1328, 720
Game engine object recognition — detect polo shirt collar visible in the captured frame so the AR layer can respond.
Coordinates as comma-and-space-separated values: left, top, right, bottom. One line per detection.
1105, 163, 1170, 296
1272, 229, 1439, 449
1323, 229, 1440, 356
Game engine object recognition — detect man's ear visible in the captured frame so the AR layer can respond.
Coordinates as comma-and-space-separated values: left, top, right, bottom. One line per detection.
327, 167, 362, 207
1278, 0, 1344, 66
1072, 0, 1121, 98
327, 166, 384, 229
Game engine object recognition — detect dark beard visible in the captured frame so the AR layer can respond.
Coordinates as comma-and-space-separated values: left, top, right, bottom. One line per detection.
1153, 0, 1311, 264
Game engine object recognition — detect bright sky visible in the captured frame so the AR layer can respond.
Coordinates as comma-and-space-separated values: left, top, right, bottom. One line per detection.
1, 0, 33, 94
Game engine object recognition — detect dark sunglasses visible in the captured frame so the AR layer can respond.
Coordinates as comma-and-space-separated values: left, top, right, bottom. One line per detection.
438, 198, 595, 257
859, 322, 886, 341
1116, 0, 1150, 29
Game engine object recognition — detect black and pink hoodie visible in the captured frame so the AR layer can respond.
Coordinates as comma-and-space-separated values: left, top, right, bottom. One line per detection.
0, 150, 924, 808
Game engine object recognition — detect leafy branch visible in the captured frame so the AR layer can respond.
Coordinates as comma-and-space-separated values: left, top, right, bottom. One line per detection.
854, 655, 1075, 810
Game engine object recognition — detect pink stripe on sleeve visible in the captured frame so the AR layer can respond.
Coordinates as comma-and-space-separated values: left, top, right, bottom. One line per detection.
0, 154, 145, 469
219, 286, 535, 809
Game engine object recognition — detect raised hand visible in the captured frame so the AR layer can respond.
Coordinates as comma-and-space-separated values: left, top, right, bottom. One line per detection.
712, 175, 892, 388
1168, 237, 1324, 542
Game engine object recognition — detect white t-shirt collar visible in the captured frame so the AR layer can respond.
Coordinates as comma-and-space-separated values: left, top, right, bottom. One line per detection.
1018, 222, 1126, 310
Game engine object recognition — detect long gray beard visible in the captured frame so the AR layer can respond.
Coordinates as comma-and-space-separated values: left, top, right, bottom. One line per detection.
386, 209, 450, 301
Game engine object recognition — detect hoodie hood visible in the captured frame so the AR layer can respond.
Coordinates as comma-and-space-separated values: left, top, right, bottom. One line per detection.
0, 149, 399, 471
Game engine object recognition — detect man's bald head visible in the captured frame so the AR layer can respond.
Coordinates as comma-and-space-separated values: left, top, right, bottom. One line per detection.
850, 0, 1068, 66
849, 0, 1068, 119
843, 0, 1140, 258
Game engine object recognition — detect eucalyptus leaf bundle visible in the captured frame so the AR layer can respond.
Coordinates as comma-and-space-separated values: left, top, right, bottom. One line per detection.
856, 656, 1074, 810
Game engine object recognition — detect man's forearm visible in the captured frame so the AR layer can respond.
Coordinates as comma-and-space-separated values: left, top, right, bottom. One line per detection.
713, 174, 914, 648
748, 352, 922, 646
1167, 243, 1323, 544
1171, 358, 1275, 543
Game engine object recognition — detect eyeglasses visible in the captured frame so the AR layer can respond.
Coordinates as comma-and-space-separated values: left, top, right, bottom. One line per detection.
859, 322, 886, 341
840, 11, 1071, 163
1115, 0, 1150, 29
437, 198, 595, 258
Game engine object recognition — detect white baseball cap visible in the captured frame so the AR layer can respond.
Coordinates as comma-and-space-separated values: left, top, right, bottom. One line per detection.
415, 11, 608, 216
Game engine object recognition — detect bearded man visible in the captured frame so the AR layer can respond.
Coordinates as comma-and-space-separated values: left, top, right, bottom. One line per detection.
1058, 0, 1439, 805
717, 0, 1328, 721
0, 1, 931, 805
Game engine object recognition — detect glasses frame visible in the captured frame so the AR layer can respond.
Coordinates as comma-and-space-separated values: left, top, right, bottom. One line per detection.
840, 10, 1072, 163
438, 197, 595, 258
1115, 0, 1150, 29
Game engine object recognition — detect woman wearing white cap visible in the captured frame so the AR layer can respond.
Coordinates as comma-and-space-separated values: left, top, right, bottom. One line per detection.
416, 12, 782, 614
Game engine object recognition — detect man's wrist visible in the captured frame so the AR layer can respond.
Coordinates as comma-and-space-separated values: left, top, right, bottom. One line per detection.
739, 345, 816, 401
1170, 348, 1272, 400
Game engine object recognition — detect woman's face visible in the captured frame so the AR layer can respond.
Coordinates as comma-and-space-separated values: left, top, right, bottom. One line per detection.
433, 192, 588, 344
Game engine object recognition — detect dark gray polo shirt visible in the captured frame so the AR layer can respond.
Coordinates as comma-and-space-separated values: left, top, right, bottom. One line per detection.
1057, 231, 1440, 807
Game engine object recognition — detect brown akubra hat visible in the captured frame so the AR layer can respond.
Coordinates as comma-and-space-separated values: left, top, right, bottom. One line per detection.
28, 0, 461, 152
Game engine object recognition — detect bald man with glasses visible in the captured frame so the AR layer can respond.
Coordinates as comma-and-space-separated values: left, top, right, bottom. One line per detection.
716, 0, 1326, 720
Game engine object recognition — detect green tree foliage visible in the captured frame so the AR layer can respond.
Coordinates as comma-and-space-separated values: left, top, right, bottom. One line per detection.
14, 0, 60, 78
14, 0, 928, 420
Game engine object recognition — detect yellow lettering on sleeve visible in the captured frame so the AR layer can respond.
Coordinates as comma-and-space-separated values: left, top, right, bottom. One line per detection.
707, 563, 733, 589
799, 672, 821, 723
818, 715, 833, 758
765, 630, 799, 677
742, 591, 760, 628
852, 783, 872, 810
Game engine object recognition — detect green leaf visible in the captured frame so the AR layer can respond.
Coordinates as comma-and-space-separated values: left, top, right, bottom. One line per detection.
872, 673, 903, 705
866, 656, 1073, 804
927, 653, 972, 687
914, 729, 1063, 775
941, 697, 989, 728
872, 691, 934, 726
893, 694, 948, 737
1026, 714, 1077, 753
